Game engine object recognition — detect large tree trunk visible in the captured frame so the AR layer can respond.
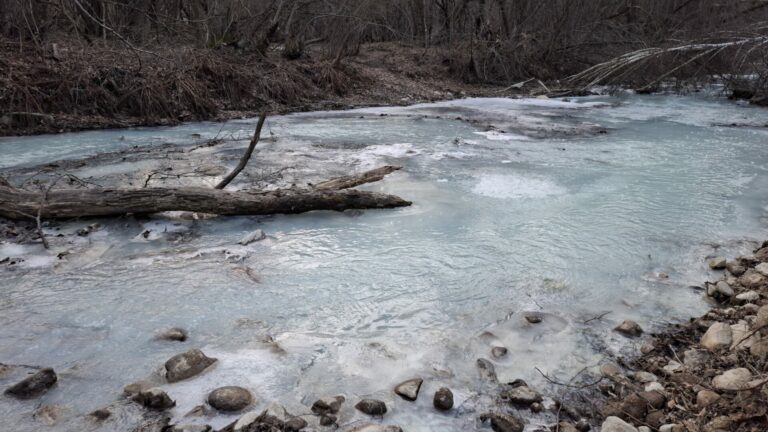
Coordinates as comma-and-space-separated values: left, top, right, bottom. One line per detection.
0, 166, 410, 220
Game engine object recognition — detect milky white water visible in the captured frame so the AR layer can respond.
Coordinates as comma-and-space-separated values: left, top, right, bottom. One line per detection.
1, 94, 768, 431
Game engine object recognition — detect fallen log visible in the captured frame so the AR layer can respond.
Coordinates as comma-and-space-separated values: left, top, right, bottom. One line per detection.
0, 166, 410, 220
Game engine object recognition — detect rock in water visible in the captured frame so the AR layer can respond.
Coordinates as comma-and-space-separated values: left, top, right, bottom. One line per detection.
238, 229, 266, 245
480, 412, 524, 432
433, 387, 453, 411
355, 399, 388, 416
311, 395, 345, 414
132, 387, 176, 410
614, 320, 643, 337
491, 346, 508, 359
164, 349, 217, 383
4, 368, 57, 399
708, 257, 726, 269
502, 385, 543, 405
34, 404, 66, 426
394, 378, 423, 401
167, 425, 213, 432
601, 416, 638, 432
207, 386, 253, 411
346, 425, 403, 432
476, 358, 498, 383
155, 327, 188, 342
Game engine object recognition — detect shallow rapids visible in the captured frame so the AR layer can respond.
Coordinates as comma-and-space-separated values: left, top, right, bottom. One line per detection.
1, 94, 768, 431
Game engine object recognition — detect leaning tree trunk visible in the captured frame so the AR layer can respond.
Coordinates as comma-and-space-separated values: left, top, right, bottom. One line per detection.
0, 166, 410, 220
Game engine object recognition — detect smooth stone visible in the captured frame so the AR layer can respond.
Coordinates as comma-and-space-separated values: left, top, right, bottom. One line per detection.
601, 416, 638, 432
4, 368, 57, 399
394, 378, 422, 401
167, 425, 212, 432
502, 385, 542, 405
755, 262, 768, 276
480, 412, 524, 432
311, 395, 345, 414
696, 390, 720, 408
155, 327, 188, 342
700, 322, 733, 350
123, 380, 153, 398
207, 386, 252, 411
491, 346, 508, 359
164, 349, 217, 383
476, 358, 498, 383
355, 399, 387, 416
345, 424, 403, 432
735, 290, 760, 303
707, 281, 733, 299
727, 261, 746, 276
712, 367, 752, 390
132, 387, 176, 410
614, 320, 643, 337
433, 387, 453, 411
633, 371, 658, 383
708, 257, 727, 269
238, 229, 266, 245
740, 271, 767, 288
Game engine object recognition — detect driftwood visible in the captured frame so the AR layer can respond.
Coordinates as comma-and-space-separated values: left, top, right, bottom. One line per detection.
0, 166, 410, 220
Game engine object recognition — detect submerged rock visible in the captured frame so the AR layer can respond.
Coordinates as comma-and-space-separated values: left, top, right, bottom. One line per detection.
164, 349, 217, 383
491, 346, 508, 359
480, 412, 524, 432
312, 395, 345, 414
476, 358, 498, 383
355, 399, 388, 416
167, 425, 212, 432
155, 327, 188, 342
123, 380, 154, 398
34, 404, 66, 426
433, 387, 454, 411
89, 408, 111, 421
614, 320, 643, 337
132, 387, 176, 410
4, 368, 57, 399
394, 378, 423, 401
207, 386, 253, 411
345, 424, 403, 432
238, 229, 266, 245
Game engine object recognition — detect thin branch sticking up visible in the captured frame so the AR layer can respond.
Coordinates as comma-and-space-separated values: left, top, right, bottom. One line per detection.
215, 112, 267, 190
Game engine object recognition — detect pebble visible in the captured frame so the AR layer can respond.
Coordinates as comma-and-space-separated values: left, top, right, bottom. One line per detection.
476, 358, 498, 383
155, 327, 188, 342
712, 367, 752, 390
4, 368, 57, 399
601, 416, 638, 432
696, 389, 720, 408
633, 371, 657, 383
502, 385, 542, 405
614, 320, 643, 337
491, 346, 508, 359
167, 425, 212, 432
433, 387, 454, 411
238, 229, 266, 245
524, 313, 542, 324
347, 425, 403, 432
394, 378, 422, 401
480, 412, 524, 432
312, 395, 345, 414
355, 399, 387, 416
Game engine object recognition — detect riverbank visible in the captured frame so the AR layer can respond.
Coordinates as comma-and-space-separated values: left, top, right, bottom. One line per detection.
1, 39, 535, 137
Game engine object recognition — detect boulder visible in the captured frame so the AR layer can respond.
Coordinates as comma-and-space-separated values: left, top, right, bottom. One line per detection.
355, 399, 387, 416
311, 395, 345, 414
712, 368, 752, 391
614, 320, 643, 337
601, 416, 638, 432
502, 385, 542, 405
726, 260, 747, 276
164, 349, 217, 383
708, 257, 727, 270
207, 386, 252, 411
433, 387, 453, 411
394, 378, 422, 401
4, 368, 57, 399
476, 358, 498, 383
700, 322, 732, 350
696, 390, 720, 408
755, 262, 768, 276
755, 247, 768, 262
740, 271, 766, 289
480, 412, 524, 432
155, 327, 188, 342
735, 290, 760, 304
132, 387, 176, 410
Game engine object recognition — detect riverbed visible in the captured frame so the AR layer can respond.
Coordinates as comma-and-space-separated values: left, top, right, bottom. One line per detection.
1, 94, 768, 431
